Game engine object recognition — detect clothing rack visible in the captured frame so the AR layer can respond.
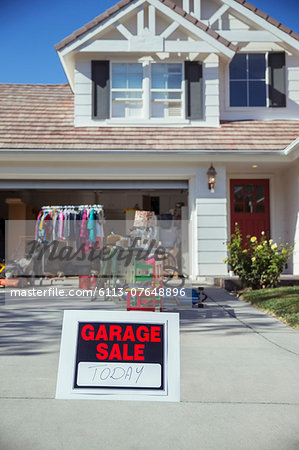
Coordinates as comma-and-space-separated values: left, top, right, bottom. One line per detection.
36, 204, 105, 243
41, 204, 103, 210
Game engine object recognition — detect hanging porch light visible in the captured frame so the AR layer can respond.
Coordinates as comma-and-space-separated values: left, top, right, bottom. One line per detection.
207, 164, 217, 193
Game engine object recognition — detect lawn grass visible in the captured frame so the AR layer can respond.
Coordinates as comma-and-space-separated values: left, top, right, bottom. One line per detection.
241, 286, 299, 330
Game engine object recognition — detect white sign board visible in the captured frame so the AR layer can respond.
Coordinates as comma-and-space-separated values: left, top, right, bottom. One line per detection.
56, 310, 180, 402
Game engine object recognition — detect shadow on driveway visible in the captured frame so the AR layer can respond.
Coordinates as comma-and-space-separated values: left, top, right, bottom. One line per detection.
0, 307, 62, 356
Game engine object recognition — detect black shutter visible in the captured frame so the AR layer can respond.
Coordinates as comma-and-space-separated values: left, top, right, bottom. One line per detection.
268, 52, 286, 107
92, 60, 110, 119
185, 61, 203, 120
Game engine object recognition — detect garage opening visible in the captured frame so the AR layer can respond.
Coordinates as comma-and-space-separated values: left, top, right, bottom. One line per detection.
0, 180, 190, 291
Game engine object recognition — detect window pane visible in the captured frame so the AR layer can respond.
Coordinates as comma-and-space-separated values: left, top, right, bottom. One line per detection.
256, 204, 265, 213
234, 185, 243, 203
112, 64, 126, 88
112, 92, 142, 100
168, 64, 181, 74
152, 92, 181, 100
152, 64, 164, 75
112, 101, 142, 118
168, 75, 182, 89
113, 74, 127, 89
152, 76, 166, 89
128, 63, 142, 74
245, 184, 254, 194
151, 101, 182, 118
168, 64, 182, 89
152, 64, 182, 89
112, 63, 126, 74
255, 184, 265, 202
255, 184, 265, 213
128, 74, 143, 89
152, 64, 166, 89
112, 63, 142, 89
234, 203, 243, 213
230, 54, 247, 79
127, 64, 143, 89
248, 54, 266, 79
249, 81, 266, 106
126, 102, 143, 117
245, 192, 254, 213
230, 81, 247, 106
245, 184, 254, 212
151, 102, 164, 118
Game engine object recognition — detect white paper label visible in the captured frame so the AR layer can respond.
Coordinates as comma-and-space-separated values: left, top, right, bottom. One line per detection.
77, 362, 162, 388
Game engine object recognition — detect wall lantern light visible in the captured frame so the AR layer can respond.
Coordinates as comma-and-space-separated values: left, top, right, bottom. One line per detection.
207, 164, 217, 192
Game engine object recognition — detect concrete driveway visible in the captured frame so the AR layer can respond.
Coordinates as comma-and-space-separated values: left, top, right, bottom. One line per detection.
0, 287, 298, 450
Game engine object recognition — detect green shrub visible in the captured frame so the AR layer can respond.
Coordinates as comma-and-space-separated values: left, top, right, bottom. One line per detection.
224, 224, 293, 290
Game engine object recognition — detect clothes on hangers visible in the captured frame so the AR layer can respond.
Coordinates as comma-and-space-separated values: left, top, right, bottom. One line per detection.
87, 208, 97, 243
35, 205, 105, 250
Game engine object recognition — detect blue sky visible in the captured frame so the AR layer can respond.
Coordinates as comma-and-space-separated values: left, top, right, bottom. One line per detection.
0, 0, 298, 84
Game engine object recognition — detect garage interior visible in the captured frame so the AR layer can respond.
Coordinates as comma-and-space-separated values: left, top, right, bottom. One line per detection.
0, 181, 189, 279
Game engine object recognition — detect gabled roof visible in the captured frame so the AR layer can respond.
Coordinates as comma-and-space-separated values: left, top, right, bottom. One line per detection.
0, 84, 299, 155
233, 0, 299, 41
55, 0, 299, 53
55, 0, 237, 52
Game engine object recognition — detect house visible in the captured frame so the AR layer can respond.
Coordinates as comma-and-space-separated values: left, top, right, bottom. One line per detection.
0, 0, 298, 280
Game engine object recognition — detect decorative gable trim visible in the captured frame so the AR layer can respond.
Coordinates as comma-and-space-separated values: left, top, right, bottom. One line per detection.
55, 0, 237, 54
159, 0, 237, 51
220, 0, 299, 52
55, 0, 135, 51
233, 0, 299, 42
55, 0, 299, 54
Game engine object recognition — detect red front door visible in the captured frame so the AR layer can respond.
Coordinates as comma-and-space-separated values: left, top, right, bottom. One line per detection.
230, 179, 270, 239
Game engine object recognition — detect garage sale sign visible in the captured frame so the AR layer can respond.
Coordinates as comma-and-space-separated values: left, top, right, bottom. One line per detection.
56, 311, 180, 402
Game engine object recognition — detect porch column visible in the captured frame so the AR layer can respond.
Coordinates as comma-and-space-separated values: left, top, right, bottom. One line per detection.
196, 165, 228, 277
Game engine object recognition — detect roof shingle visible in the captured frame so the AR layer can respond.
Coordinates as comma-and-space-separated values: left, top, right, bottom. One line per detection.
0, 84, 298, 152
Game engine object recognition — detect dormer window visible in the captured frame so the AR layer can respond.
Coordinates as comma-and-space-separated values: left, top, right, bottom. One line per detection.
92, 60, 203, 122
111, 62, 183, 119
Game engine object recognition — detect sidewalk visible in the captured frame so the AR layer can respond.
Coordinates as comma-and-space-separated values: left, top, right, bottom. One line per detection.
0, 287, 299, 450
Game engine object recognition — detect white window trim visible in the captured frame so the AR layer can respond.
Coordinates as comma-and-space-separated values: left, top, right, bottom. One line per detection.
110, 62, 144, 119
109, 61, 186, 122
225, 51, 285, 111
150, 63, 185, 120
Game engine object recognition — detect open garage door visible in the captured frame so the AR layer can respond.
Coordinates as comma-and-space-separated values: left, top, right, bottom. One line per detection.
0, 180, 188, 190
0, 181, 190, 278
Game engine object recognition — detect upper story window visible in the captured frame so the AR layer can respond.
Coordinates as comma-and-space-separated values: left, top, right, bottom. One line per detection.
111, 62, 183, 119
230, 54, 267, 107
111, 63, 143, 118
151, 64, 183, 118
229, 52, 286, 108
92, 60, 203, 122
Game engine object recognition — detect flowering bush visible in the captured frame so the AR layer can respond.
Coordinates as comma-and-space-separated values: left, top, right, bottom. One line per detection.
224, 224, 293, 289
